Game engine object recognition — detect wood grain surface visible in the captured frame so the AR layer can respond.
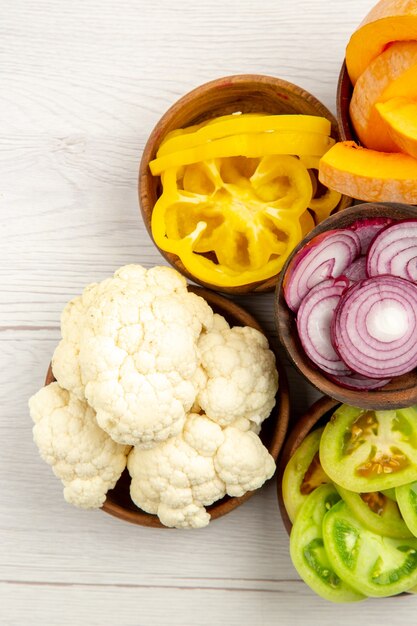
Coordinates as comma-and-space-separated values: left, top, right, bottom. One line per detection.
3, 0, 409, 624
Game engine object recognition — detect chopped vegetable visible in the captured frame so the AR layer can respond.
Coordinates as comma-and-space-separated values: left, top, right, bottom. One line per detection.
323, 499, 417, 597
282, 216, 417, 389
367, 218, 417, 281
128, 413, 275, 529
283, 402, 417, 602
149, 131, 335, 176
342, 257, 367, 282
157, 113, 332, 157
396, 482, 417, 538
334, 486, 412, 539
29, 382, 130, 509
283, 229, 360, 312
151, 156, 309, 287
332, 275, 417, 379
296, 277, 351, 375
149, 113, 339, 287
319, 141, 417, 204
349, 216, 393, 255
289, 484, 365, 603
282, 427, 330, 523
29, 265, 279, 528
327, 372, 391, 391
319, 404, 417, 493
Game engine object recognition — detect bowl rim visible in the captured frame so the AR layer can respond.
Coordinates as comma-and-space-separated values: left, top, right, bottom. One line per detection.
44, 284, 290, 528
276, 395, 339, 535
138, 73, 352, 295
336, 61, 356, 143
275, 201, 417, 410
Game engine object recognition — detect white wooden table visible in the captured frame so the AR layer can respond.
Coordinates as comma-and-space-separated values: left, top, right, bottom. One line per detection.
3, 0, 416, 623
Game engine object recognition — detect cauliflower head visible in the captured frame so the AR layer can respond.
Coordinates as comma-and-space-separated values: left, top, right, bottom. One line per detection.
127, 413, 275, 529
52, 265, 214, 447
29, 382, 130, 508
52, 282, 99, 401
196, 325, 278, 427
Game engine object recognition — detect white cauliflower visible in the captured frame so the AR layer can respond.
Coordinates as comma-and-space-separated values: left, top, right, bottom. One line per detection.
196, 325, 278, 428
29, 382, 130, 508
52, 265, 214, 447
31, 264, 279, 527
52, 283, 99, 401
127, 413, 275, 528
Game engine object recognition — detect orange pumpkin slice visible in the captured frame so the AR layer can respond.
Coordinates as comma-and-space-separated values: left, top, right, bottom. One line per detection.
376, 97, 417, 158
346, 0, 417, 85
349, 42, 417, 152
319, 141, 417, 203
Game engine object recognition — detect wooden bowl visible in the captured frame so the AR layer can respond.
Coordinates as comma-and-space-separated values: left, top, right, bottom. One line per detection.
138, 73, 352, 296
45, 285, 290, 527
275, 201, 417, 410
337, 61, 357, 143
276, 396, 339, 535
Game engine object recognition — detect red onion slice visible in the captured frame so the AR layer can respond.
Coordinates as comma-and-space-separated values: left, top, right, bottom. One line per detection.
349, 217, 393, 255
297, 276, 351, 375
343, 256, 367, 281
367, 219, 417, 281
328, 372, 391, 391
332, 275, 417, 378
283, 229, 361, 312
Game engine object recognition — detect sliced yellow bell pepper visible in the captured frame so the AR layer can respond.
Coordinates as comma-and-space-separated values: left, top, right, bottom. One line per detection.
148, 113, 337, 287
299, 155, 341, 222
158, 113, 332, 157
149, 131, 335, 176
151, 156, 309, 287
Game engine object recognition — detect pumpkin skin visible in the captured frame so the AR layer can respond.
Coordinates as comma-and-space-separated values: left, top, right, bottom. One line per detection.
319, 141, 417, 203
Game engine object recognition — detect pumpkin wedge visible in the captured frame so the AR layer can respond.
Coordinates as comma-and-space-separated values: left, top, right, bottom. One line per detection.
349, 42, 417, 152
319, 141, 417, 203
346, 0, 417, 85
376, 98, 417, 159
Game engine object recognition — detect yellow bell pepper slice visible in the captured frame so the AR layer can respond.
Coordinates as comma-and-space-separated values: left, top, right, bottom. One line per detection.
151, 155, 309, 286
149, 131, 335, 176
158, 113, 332, 157
299, 155, 341, 222
299, 209, 316, 236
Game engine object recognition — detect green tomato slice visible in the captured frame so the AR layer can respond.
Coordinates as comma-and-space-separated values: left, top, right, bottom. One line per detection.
289, 484, 365, 603
335, 486, 412, 539
320, 404, 417, 492
396, 482, 417, 538
323, 499, 417, 597
282, 427, 330, 523
381, 488, 397, 501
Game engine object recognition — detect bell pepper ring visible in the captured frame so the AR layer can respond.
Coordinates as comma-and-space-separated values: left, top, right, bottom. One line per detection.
151, 156, 309, 286
158, 113, 332, 157
149, 131, 335, 176
299, 155, 342, 222
148, 114, 337, 287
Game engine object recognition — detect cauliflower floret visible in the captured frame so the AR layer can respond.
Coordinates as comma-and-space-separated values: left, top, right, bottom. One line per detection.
214, 427, 275, 497
211, 313, 230, 332
53, 265, 214, 447
52, 283, 99, 400
128, 413, 274, 528
196, 325, 278, 428
29, 383, 130, 508
128, 414, 226, 529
